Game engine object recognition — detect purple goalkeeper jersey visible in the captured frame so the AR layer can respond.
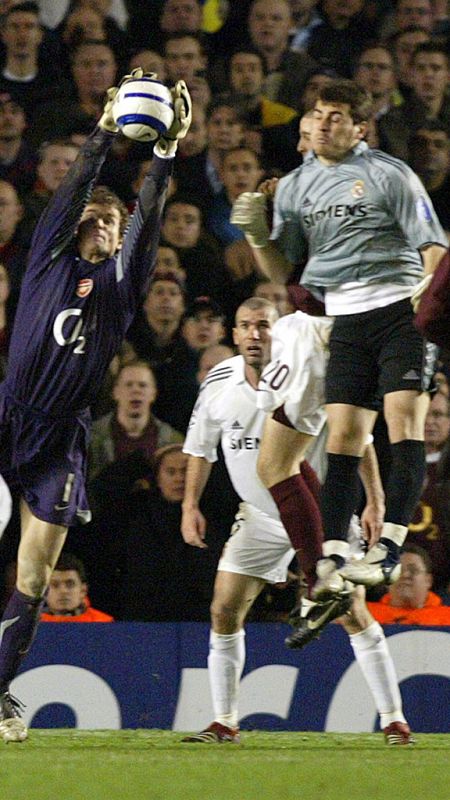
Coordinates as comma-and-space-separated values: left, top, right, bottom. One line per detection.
2, 127, 171, 416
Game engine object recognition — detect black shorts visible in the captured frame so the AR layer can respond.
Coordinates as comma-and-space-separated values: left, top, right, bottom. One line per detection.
325, 298, 438, 410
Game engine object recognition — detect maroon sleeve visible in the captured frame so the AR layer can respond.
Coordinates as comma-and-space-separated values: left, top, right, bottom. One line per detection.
414, 251, 450, 349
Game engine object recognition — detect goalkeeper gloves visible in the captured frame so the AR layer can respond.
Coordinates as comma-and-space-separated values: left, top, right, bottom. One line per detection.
230, 192, 270, 249
411, 274, 432, 312
154, 80, 192, 158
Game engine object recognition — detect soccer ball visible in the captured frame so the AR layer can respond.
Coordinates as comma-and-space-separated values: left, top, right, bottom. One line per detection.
113, 77, 175, 142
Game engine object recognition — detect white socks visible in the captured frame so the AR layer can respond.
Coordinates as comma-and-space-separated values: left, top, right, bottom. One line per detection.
208, 630, 245, 729
349, 621, 406, 728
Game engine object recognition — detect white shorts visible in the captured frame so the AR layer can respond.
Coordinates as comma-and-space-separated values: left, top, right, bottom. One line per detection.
257, 311, 332, 437
282, 400, 326, 437
217, 502, 295, 584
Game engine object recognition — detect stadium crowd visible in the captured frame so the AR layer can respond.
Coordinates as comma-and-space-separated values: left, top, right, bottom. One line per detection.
0, 0, 449, 631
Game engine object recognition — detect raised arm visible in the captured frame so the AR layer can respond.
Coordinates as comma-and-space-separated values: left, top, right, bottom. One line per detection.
117, 80, 192, 299
29, 78, 124, 270
29, 126, 116, 273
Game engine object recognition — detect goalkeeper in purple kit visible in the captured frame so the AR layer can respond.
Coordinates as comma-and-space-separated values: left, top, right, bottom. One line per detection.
0, 69, 192, 742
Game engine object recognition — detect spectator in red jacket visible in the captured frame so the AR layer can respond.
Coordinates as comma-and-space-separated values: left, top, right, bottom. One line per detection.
366, 544, 450, 625
41, 553, 113, 622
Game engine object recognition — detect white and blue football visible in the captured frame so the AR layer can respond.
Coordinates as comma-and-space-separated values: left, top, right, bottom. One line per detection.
113, 77, 174, 142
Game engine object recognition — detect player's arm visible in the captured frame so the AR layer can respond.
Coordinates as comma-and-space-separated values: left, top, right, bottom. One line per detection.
411, 244, 449, 311
182, 377, 222, 548
29, 78, 125, 270
358, 442, 385, 548
181, 455, 212, 549
382, 161, 448, 310
420, 244, 448, 276
118, 81, 192, 299
230, 192, 296, 284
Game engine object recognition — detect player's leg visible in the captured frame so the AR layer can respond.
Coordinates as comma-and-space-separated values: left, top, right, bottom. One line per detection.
285, 512, 367, 649
182, 570, 265, 743
339, 587, 414, 745
340, 301, 436, 586
342, 390, 429, 586
0, 500, 67, 742
257, 415, 322, 595
315, 308, 383, 598
315, 403, 376, 598
182, 503, 293, 743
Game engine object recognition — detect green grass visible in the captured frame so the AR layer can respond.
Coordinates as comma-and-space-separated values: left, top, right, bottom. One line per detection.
1, 731, 449, 800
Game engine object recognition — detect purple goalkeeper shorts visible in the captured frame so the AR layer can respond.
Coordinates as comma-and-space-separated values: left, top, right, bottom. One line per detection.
0, 392, 91, 527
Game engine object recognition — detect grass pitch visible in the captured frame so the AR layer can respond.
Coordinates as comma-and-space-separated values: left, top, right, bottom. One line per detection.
1, 730, 449, 800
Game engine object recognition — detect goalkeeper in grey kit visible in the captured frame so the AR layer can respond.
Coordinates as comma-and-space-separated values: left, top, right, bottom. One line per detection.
231, 79, 448, 601
0, 69, 191, 742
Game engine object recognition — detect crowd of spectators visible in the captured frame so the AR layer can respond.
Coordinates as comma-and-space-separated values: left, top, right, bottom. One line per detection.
0, 0, 448, 622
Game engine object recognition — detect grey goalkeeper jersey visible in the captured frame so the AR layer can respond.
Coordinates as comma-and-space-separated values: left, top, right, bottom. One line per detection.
271, 141, 448, 294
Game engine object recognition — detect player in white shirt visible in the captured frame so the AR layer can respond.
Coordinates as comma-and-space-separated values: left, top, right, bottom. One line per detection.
181, 297, 412, 746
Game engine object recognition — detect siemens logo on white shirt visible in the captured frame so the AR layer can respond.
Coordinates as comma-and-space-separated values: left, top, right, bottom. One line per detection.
229, 436, 261, 450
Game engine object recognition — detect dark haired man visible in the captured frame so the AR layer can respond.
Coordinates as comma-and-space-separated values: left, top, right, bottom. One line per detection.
41, 553, 113, 622
21, 138, 80, 239
247, 0, 316, 111
126, 268, 199, 433
0, 93, 37, 194
164, 31, 207, 83
231, 79, 447, 601
0, 1, 56, 116
352, 44, 400, 121
408, 122, 450, 234
28, 39, 118, 147
228, 48, 297, 130
88, 359, 183, 481
0, 69, 191, 742
387, 26, 430, 99
378, 42, 450, 161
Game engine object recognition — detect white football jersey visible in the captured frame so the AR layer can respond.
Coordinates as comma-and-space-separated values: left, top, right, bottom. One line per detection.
184, 356, 280, 519
257, 311, 333, 436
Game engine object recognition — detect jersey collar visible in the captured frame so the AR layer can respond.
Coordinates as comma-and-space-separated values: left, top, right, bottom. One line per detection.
234, 355, 247, 385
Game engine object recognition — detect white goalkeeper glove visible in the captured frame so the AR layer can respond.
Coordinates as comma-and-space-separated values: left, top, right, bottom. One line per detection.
98, 68, 158, 134
230, 192, 270, 249
154, 80, 192, 158
411, 273, 433, 312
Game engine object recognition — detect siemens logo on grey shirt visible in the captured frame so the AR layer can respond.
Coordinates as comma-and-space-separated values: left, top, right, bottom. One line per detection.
303, 203, 370, 228
272, 142, 448, 291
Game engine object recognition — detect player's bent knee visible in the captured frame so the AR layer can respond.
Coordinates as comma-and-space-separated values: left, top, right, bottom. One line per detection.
16, 573, 47, 599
